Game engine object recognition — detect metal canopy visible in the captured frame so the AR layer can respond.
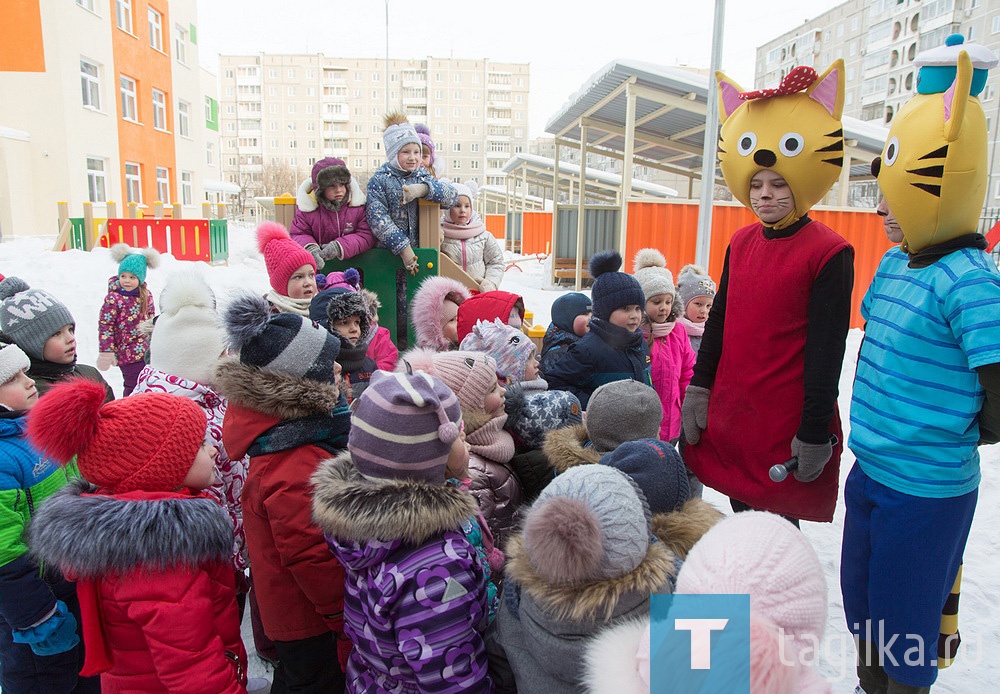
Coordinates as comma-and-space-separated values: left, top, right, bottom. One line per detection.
501, 153, 678, 202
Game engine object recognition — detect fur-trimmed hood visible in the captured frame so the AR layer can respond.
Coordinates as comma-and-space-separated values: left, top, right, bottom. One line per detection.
28, 478, 232, 579
410, 276, 471, 351
213, 358, 342, 421
296, 169, 366, 213
543, 423, 600, 472
651, 498, 724, 561
583, 618, 650, 694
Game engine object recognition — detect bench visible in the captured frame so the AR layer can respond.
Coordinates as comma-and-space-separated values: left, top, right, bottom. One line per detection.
552, 258, 592, 285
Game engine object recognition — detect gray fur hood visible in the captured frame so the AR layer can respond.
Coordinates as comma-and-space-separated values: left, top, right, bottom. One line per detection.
296, 176, 366, 212
28, 478, 232, 578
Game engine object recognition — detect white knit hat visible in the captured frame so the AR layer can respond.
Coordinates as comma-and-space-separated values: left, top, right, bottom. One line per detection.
632, 248, 675, 301
0, 343, 30, 385
148, 272, 226, 386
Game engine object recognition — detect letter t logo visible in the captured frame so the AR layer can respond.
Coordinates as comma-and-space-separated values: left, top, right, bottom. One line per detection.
674, 618, 729, 669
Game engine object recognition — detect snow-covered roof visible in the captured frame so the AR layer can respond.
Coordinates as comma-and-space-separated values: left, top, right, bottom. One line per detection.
501, 153, 678, 199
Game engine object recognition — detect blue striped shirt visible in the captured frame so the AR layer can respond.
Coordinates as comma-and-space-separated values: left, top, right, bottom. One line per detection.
849, 246, 1000, 497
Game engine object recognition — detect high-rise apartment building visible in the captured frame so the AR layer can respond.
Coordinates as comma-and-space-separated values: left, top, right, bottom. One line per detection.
216, 54, 530, 213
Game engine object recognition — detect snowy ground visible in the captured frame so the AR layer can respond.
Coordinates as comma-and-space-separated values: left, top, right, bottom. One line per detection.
1, 227, 996, 692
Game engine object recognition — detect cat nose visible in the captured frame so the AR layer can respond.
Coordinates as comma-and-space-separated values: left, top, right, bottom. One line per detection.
753, 149, 777, 167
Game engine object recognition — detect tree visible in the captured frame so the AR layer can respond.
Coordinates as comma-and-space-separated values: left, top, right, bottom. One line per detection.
260, 162, 302, 198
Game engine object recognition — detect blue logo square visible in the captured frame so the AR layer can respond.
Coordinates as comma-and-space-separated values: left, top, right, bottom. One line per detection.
650, 594, 750, 693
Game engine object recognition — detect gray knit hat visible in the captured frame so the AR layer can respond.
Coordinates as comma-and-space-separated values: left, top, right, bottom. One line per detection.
383, 112, 421, 166
633, 248, 675, 301
0, 343, 30, 385
523, 465, 651, 583
677, 264, 717, 310
0, 277, 76, 361
586, 380, 662, 453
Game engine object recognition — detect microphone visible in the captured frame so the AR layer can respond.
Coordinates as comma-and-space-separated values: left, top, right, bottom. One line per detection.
769, 435, 839, 483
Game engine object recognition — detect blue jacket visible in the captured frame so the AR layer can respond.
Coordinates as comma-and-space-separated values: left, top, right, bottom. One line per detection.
538, 324, 580, 378
365, 163, 457, 253
544, 319, 652, 409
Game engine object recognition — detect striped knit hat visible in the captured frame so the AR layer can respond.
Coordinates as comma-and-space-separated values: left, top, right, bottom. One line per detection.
349, 370, 462, 482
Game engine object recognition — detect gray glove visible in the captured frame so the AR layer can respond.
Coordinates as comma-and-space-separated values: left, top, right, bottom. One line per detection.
303, 242, 324, 268
681, 385, 711, 445
402, 183, 429, 204
319, 240, 343, 261
791, 436, 832, 483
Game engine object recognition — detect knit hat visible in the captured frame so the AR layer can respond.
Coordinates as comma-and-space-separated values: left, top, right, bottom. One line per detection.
677, 264, 717, 310
27, 378, 207, 493
383, 111, 421, 166
589, 250, 645, 321
451, 180, 479, 203
398, 348, 498, 414
459, 318, 536, 382
0, 342, 29, 385
632, 248, 675, 301
600, 439, 690, 515
586, 380, 662, 453
223, 293, 340, 383
349, 370, 462, 482
256, 221, 316, 295
323, 288, 371, 341
550, 292, 592, 333
414, 123, 436, 160
0, 277, 76, 361
523, 465, 650, 583
148, 271, 226, 386
504, 384, 582, 449
110, 243, 160, 284
322, 268, 361, 292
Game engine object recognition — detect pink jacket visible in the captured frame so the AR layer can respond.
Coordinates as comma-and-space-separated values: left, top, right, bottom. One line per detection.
366, 325, 398, 371
647, 326, 696, 441
290, 177, 375, 259
98, 277, 155, 364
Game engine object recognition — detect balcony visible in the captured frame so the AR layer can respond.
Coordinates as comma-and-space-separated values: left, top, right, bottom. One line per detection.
323, 147, 350, 158
322, 112, 349, 123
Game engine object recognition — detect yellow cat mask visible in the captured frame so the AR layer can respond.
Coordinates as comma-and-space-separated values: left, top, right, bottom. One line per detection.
716, 61, 846, 229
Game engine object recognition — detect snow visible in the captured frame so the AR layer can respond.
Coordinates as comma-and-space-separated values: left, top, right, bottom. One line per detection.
1, 228, 996, 692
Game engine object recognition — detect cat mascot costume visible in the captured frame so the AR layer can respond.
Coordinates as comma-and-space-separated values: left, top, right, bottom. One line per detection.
843, 36, 1000, 693
682, 59, 855, 524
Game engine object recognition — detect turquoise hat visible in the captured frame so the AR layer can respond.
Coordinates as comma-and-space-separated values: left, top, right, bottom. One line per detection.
110, 244, 159, 284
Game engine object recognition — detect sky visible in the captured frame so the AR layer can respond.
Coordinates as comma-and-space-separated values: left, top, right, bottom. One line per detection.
197, 0, 846, 139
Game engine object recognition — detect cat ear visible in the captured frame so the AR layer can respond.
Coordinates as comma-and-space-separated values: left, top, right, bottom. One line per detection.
943, 51, 973, 143
715, 71, 744, 123
806, 59, 846, 119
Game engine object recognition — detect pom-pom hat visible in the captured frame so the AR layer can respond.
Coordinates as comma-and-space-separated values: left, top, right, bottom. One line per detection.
147, 271, 225, 386
110, 243, 160, 284
383, 111, 421, 166
677, 264, 717, 310
0, 277, 76, 361
397, 349, 498, 414
632, 248, 675, 301
256, 221, 316, 295
916, 33, 999, 96
588, 250, 645, 321
0, 343, 30, 385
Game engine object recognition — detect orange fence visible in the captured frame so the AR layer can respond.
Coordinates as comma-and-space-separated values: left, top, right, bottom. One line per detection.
484, 214, 506, 240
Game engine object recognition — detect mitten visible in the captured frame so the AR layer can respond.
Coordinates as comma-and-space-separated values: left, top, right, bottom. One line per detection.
399, 246, 419, 276
336, 631, 353, 671
96, 352, 117, 371
12, 600, 80, 656
791, 436, 832, 483
681, 385, 711, 445
304, 242, 324, 268
479, 279, 498, 293
319, 240, 343, 261
401, 183, 429, 204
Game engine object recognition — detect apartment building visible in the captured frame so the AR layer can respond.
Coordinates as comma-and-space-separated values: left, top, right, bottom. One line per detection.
755, 0, 1000, 206
0, 0, 224, 238
216, 54, 530, 213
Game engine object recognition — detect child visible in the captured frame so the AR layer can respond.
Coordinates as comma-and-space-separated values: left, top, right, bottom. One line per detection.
440, 180, 504, 293
544, 251, 652, 409
410, 275, 471, 351
27, 379, 247, 692
415, 123, 441, 178
634, 249, 696, 443
291, 157, 375, 265
0, 277, 113, 402
216, 293, 350, 691
366, 112, 457, 274
675, 264, 716, 353
361, 288, 398, 371
0, 344, 95, 694
456, 290, 525, 345
460, 317, 540, 389
97, 244, 159, 396
257, 220, 318, 316
310, 286, 377, 406
539, 292, 591, 377
311, 370, 493, 693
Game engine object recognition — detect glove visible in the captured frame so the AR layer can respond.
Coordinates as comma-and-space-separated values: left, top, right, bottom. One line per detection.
336, 631, 353, 671
96, 352, 117, 371
319, 240, 343, 261
791, 436, 833, 483
479, 280, 498, 293
401, 183, 429, 204
681, 385, 711, 445
399, 246, 419, 276
304, 242, 324, 268
12, 600, 80, 656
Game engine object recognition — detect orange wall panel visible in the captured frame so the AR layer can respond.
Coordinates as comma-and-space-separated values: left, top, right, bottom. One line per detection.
521, 212, 553, 255
0, 0, 45, 72
484, 214, 506, 240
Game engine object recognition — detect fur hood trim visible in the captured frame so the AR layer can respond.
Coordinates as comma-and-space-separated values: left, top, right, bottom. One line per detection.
29, 479, 232, 578
505, 533, 675, 623
410, 276, 471, 350
651, 498, 724, 561
296, 176, 366, 213
213, 359, 341, 419
311, 452, 478, 544
583, 618, 650, 694
543, 423, 600, 472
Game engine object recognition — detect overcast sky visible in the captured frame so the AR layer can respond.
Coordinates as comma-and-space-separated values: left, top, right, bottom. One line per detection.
197, 0, 845, 138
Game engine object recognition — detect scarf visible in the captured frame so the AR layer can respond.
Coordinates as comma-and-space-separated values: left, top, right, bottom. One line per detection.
27, 356, 77, 380
642, 321, 676, 340
265, 290, 312, 317
466, 413, 515, 463
440, 215, 488, 240
678, 315, 705, 338
246, 397, 352, 457
519, 377, 548, 393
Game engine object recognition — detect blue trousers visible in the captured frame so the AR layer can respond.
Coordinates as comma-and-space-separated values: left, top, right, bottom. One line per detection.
841, 464, 976, 688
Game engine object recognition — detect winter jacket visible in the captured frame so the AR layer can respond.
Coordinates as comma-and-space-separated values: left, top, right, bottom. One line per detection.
645, 323, 696, 442
312, 452, 494, 694
544, 319, 652, 409
410, 276, 471, 351
538, 324, 580, 377
366, 162, 458, 254
366, 325, 398, 371
440, 213, 505, 292
98, 277, 155, 364
290, 174, 375, 260
217, 360, 350, 642
468, 452, 523, 551
28, 480, 246, 693
29, 359, 114, 402
457, 291, 525, 344
133, 366, 249, 572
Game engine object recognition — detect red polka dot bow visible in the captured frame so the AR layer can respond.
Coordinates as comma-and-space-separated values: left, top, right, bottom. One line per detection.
739, 66, 818, 101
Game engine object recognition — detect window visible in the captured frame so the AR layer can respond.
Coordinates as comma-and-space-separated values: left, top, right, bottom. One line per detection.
120, 75, 137, 121
289, 140, 297, 149
80, 59, 101, 109
471, 142, 479, 152
453, 160, 461, 170
206, 142, 214, 166
156, 167, 170, 203
178, 100, 190, 136
147, 8, 163, 51
76, 0, 97, 12
152, 89, 167, 130
993, 16, 1000, 34
453, 142, 461, 152
181, 171, 193, 205
287, 69, 295, 79
86, 158, 106, 202
174, 25, 187, 64
205, 96, 219, 131
287, 86, 295, 97
115, 0, 132, 32
471, 160, 479, 169
453, 108, 461, 117
125, 162, 141, 203
968, 25, 977, 41
354, 158, 363, 168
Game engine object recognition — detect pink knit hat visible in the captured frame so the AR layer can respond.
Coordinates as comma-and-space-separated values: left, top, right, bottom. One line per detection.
397, 348, 498, 414
256, 221, 316, 295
